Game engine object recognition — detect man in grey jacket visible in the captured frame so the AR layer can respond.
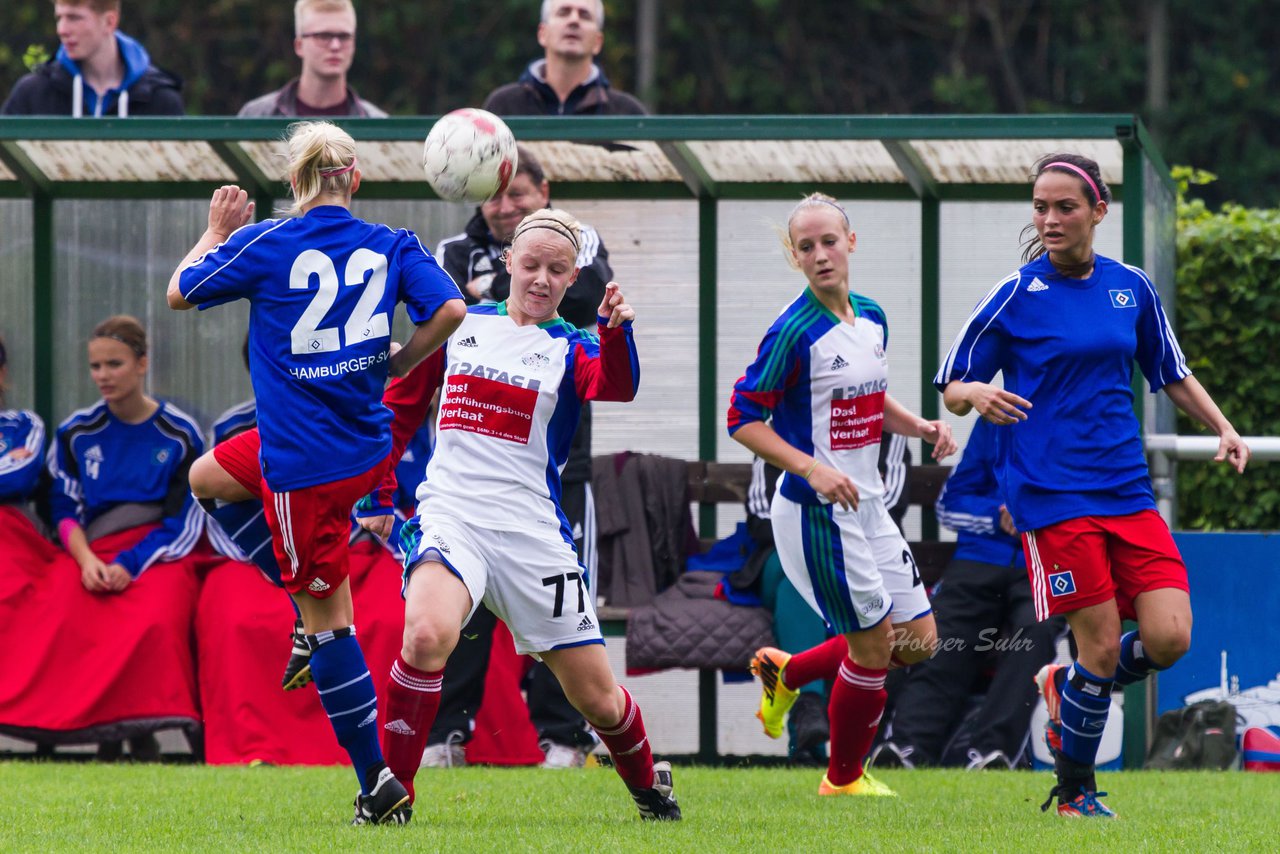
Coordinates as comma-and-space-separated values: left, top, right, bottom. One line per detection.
237, 0, 384, 118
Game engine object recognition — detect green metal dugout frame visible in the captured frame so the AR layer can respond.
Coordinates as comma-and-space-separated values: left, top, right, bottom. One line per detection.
0, 114, 1175, 766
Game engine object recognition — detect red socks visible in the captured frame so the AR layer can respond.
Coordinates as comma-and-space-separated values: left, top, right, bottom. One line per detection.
591, 686, 654, 790
782, 636, 849, 690
381, 656, 444, 803
826, 658, 887, 786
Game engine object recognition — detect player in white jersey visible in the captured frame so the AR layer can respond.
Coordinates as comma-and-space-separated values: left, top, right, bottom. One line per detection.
728, 193, 956, 797
374, 209, 680, 821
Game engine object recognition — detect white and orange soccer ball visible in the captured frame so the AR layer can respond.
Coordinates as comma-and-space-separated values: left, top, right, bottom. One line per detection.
422, 108, 518, 203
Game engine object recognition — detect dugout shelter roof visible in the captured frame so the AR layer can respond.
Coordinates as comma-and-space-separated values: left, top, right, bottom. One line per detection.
0, 114, 1167, 201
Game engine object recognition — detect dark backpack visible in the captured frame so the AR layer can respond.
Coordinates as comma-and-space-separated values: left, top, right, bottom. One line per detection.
1145, 700, 1239, 770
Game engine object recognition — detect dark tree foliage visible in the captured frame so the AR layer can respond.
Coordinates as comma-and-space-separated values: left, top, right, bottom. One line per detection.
1, 1, 1278, 204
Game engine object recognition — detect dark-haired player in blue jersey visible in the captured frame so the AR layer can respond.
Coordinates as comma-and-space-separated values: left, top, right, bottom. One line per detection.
730, 193, 957, 799
49, 315, 205, 593
936, 153, 1249, 818
45, 314, 206, 760
167, 120, 465, 826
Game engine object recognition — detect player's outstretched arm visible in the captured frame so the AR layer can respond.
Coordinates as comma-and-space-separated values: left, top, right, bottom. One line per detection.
943, 379, 1031, 425
883, 394, 958, 460
167, 185, 255, 310
1163, 375, 1251, 473
388, 299, 466, 378
575, 283, 639, 402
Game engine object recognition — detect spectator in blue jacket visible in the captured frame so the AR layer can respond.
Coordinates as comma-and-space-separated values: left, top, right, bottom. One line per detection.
871, 419, 1065, 770
2, 1, 183, 117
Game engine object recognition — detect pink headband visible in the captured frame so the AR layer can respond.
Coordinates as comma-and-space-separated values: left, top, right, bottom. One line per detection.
319, 157, 357, 178
1043, 161, 1103, 205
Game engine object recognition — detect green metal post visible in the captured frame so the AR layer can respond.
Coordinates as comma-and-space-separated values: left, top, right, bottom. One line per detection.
920, 196, 941, 540
697, 194, 718, 762
32, 193, 55, 432
698, 195, 718, 532
1120, 138, 1150, 770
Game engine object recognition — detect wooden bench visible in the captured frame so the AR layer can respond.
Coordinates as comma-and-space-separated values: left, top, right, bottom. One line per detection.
598, 458, 956, 761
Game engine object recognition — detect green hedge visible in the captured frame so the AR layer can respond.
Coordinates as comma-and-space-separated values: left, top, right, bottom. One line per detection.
1173, 167, 1279, 529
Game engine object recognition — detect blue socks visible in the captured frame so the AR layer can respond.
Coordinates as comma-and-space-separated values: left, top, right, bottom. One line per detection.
308, 627, 384, 793
1059, 661, 1113, 767
1113, 630, 1165, 687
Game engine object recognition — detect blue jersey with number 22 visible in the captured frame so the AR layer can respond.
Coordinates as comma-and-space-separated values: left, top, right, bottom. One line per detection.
179, 205, 461, 492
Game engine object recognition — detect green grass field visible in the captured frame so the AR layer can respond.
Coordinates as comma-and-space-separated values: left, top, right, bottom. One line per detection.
1, 761, 1275, 852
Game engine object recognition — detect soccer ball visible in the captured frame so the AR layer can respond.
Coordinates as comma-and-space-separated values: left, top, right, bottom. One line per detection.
422, 108, 518, 203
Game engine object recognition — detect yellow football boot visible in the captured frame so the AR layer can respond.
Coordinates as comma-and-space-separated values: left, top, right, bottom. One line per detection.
750, 646, 799, 739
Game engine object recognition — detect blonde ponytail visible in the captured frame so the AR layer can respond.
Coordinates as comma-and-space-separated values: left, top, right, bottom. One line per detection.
284, 121, 358, 216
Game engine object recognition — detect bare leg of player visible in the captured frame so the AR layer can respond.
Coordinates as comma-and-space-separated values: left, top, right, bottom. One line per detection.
381, 561, 471, 803
541, 645, 681, 820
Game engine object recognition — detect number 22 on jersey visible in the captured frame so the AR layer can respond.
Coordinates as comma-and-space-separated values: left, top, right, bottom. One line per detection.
289, 248, 390, 355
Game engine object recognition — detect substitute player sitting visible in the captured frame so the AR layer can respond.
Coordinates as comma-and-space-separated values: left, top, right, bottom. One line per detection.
167, 120, 465, 826
372, 208, 681, 821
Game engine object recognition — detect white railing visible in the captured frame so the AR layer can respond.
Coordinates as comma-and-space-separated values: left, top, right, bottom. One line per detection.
1146, 434, 1280, 524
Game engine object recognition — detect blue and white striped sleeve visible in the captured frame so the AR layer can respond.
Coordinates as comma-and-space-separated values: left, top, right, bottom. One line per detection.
934, 273, 1020, 392
1127, 265, 1191, 393
47, 423, 84, 527
179, 219, 284, 309
934, 422, 1003, 536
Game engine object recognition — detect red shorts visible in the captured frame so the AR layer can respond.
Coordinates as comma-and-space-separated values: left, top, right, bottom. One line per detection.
212, 430, 393, 598
1022, 509, 1188, 622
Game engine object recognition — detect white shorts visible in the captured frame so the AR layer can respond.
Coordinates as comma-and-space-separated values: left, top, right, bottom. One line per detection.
771, 493, 932, 634
401, 511, 604, 655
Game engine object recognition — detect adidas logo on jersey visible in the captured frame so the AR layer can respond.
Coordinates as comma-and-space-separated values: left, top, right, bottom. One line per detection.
85, 444, 105, 461
576, 616, 595, 632
308, 577, 331, 593
1027, 278, 1049, 292
457, 336, 479, 348
384, 718, 415, 735
358, 709, 378, 728
831, 355, 849, 370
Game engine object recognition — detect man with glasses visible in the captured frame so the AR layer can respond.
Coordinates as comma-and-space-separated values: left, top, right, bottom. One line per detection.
238, 0, 385, 117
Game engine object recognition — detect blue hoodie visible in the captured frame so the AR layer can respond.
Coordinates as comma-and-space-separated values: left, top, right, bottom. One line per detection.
3, 31, 183, 117
58, 31, 151, 117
